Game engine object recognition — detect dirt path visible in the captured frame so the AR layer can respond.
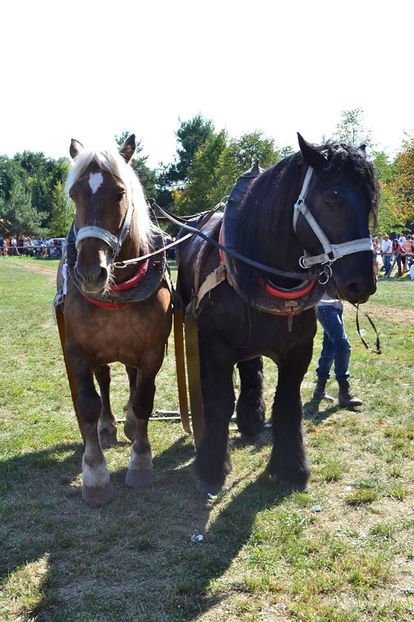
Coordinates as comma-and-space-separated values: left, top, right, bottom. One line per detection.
4, 259, 57, 276
344, 300, 414, 324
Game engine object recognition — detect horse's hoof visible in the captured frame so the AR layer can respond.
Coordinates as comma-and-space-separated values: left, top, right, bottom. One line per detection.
99, 428, 118, 449
123, 421, 135, 443
239, 429, 263, 444
267, 461, 310, 492
125, 468, 153, 488
82, 482, 114, 507
198, 479, 223, 497
278, 479, 308, 493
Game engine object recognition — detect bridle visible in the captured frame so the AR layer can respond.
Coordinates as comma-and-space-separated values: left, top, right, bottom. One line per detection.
293, 166, 373, 271
71, 174, 135, 262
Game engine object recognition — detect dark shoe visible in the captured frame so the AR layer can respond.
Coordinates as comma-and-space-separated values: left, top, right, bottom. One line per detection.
312, 378, 335, 403
338, 380, 362, 408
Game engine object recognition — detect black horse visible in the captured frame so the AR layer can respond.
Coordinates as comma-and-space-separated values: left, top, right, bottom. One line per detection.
177, 134, 378, 495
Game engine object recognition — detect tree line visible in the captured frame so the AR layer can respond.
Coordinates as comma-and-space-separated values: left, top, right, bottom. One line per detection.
0, 109, 413, 239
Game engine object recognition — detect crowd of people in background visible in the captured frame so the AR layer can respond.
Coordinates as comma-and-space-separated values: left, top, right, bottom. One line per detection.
375, 232, 414, 278
0, 236, 64, 258
0, 232, 413, 277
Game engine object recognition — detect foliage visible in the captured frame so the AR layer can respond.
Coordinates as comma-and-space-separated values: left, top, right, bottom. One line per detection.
390, 134, 414, 227
333, 107, 373, 148
48, 181, 73, 237
372, 151, 402, 232
175, 129, 281, 215
160, 114, 215, 187
0, 177, 46, 237
174, 129, 229, 214
0, 153, 70, 237
156, 115, 215, 209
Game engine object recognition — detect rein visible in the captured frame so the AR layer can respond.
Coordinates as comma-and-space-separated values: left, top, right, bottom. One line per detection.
352, 303, 381, 354
150, 202, 331, 284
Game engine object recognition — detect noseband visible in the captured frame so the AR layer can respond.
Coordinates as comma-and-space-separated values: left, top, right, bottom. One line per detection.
293, 167, 373, 269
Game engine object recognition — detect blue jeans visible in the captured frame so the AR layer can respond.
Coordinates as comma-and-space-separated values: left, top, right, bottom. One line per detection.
383, 254, 391, 275
316, 305, 351, 381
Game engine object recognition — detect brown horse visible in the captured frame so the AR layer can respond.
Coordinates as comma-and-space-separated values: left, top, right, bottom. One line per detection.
56, 135, 172, 506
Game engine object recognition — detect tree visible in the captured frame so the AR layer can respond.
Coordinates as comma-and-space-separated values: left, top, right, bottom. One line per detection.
389, 134, 414, 228
0, 178, 46, 237
174, 130, 228, 214
174, 130, 281, 215
48, 181, 73, 236
161, 114, 215, 187
334, 108, 373, 148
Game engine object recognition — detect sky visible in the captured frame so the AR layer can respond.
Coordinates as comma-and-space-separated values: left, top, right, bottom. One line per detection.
1, 0, 413, 167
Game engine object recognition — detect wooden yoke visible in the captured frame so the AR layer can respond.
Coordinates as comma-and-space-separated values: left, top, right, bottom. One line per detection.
55, 305, 85, 442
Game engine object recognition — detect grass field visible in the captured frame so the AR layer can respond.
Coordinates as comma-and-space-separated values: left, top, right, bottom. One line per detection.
0, 256, 413, 622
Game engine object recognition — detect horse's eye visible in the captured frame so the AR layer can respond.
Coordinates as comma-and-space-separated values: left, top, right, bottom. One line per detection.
116, 190, 126, 202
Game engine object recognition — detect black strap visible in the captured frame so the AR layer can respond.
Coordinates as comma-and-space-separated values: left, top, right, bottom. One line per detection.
152, 201, 320, 282
353, 303, 381, 354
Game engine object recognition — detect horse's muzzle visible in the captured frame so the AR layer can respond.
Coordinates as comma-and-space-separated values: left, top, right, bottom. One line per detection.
75, 262, 109, 294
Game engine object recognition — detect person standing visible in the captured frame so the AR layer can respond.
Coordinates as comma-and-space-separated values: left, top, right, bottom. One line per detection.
312, 294, 362, 408
380, 234, 392, 276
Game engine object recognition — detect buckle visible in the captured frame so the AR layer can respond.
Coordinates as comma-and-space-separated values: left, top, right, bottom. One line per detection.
318, 263, 332, 285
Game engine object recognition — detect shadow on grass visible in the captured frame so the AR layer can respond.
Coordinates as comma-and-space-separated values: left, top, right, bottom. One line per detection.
0, 431, 288, 621
303, 399, 340, 423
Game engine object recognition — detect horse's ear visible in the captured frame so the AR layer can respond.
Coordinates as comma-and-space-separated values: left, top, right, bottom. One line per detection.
297, 133, 328, 169
120, 134, 136, 163
70, 139, 84, 159
358, 144, 367, 159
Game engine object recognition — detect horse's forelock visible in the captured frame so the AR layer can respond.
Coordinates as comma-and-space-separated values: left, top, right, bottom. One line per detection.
66, 148, 156, 247
322, 143, 379, 220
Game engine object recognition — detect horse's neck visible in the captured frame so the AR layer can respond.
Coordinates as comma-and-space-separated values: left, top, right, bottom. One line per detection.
240, 201, 303, 273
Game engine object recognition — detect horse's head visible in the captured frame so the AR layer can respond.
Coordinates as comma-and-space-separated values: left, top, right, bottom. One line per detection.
294, 134, 378, 304
67, 135, 148, 295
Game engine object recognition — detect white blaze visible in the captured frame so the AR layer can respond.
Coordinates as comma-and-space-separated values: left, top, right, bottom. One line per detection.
89, 172, 104, 194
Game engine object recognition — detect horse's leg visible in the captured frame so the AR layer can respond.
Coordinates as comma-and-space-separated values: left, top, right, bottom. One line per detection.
268, 341, 313, 490
73, 363, 113, 506
125, 371, 157, 487
123, 366, 138, 442
236, 357, 266, 441
94, 364, 118, 449
195, 349, 235, 495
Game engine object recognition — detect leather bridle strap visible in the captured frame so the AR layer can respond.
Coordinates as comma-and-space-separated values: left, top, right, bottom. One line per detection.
73, 198, 134, 258
293, 166, 373, 268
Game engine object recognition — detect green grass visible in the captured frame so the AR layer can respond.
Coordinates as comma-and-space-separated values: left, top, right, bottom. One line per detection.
1, 256, 414, 621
